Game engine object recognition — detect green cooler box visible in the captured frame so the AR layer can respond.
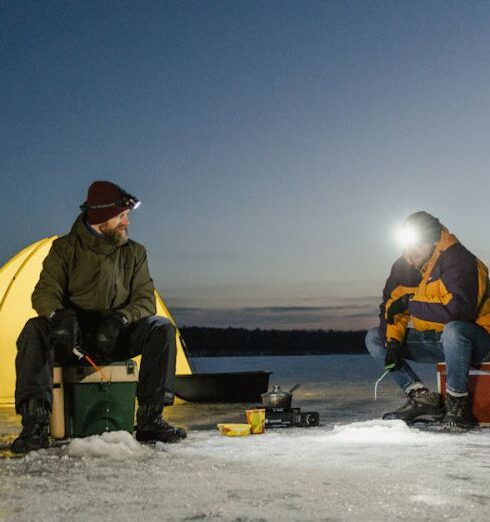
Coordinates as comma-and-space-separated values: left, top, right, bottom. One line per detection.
50, 361, 138, 439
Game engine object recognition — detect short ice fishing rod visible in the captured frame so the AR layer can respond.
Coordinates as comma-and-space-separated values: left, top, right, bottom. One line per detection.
72, 345, 110, 382
374, 364, 395, 401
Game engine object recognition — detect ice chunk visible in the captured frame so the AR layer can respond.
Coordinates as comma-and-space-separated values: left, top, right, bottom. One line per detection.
327, 419, 441, 444
62, 431, 151, 459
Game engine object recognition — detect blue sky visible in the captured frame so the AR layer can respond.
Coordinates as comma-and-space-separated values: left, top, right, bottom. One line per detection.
2, 1, 490, 329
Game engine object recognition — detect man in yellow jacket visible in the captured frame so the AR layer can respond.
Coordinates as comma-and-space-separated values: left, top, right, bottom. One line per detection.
366, 211, 490, 430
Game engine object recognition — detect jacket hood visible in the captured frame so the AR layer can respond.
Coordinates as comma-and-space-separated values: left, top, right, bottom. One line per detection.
435, 226, 459, 253
420, 227, 458, 276
70, 213, 121, 255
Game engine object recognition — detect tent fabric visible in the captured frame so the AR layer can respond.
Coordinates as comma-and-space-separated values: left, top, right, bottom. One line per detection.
0, 237, 192, 405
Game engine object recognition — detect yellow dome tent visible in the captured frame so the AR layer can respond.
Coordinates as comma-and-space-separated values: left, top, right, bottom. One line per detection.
0, 237, 192, 406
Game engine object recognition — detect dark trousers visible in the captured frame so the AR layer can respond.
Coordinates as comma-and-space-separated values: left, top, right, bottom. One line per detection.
15, 315, 177, 413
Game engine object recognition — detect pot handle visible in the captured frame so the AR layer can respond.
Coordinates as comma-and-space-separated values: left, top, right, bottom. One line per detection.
288, 384, 301, 394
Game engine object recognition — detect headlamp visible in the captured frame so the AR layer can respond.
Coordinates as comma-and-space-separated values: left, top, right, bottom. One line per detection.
395, 212, 442, 249
395, 224, 420, 248
119, 190, 141, 210
80, 189, 141, 211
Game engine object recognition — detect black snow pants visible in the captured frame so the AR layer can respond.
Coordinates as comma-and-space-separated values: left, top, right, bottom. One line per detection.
15, 314, 177, 413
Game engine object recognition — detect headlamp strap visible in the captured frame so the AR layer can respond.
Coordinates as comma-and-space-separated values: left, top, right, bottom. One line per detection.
80, 185, 139, 212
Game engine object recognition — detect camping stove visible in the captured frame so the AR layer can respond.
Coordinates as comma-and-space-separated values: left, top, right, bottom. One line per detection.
265, 407, 320, 428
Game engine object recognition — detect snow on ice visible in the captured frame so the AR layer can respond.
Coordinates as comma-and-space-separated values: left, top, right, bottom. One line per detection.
62, 431, 153, 459
1, 355, 490, 522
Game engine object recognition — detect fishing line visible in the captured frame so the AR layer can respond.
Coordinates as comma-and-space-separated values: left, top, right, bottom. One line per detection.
374, 369, 391, 401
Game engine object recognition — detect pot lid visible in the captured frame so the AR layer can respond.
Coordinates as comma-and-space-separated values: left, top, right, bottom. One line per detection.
261, 385, 292, 399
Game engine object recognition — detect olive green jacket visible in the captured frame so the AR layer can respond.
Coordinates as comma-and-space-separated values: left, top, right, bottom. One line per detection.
32, 214, 156, 323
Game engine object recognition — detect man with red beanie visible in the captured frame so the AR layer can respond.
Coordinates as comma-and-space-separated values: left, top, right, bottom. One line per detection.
11, 181, 186, 453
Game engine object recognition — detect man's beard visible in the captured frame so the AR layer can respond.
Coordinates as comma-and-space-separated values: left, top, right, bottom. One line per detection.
100, 225, 129, 246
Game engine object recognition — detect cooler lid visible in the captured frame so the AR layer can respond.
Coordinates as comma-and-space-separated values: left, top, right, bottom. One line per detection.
53, 360, 139, 384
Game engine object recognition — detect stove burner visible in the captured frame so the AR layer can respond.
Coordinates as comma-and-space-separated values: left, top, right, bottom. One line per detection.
264, 406, 320, 428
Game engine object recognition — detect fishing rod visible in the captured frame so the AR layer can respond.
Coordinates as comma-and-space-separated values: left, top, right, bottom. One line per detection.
374, 368, 391, 401
72, 346, 110, 382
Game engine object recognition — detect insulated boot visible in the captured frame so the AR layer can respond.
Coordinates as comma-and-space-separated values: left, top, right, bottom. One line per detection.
135, 403, 187, 443
382, 387, 444, 422
11, 399, 50, 454
443, 394, 477, 431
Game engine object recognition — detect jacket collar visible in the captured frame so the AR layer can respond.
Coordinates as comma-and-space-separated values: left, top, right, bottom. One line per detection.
435, 227, 459, 253
70, 213, 120, 255
420, 227, 459, 276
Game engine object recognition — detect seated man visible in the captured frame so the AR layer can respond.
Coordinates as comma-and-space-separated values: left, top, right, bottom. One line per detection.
366, 211, 490, 430
12, 181, 186, 453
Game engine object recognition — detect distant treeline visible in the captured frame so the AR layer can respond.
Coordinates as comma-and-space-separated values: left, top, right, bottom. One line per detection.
180, 327, 368, 356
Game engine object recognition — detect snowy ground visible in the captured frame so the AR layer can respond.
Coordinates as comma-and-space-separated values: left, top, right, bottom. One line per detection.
1, 355, 490, 521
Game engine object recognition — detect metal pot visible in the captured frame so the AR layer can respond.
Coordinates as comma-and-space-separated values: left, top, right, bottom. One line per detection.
261, 384, 300, 410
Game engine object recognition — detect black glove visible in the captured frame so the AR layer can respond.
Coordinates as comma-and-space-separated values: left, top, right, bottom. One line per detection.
50, 308, 80, 353
386, 294, 414, 324
384, 340, 404, 371
96, 312, 128, 358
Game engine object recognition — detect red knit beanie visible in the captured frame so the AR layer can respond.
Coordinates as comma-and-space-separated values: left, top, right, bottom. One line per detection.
81, 181, 139, 225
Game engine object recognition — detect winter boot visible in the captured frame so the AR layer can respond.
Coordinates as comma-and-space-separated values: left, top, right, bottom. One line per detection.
443, 393, 477, 431
11, 399, 50, 454
382, 387, 444, 422
135, 403, 187, 443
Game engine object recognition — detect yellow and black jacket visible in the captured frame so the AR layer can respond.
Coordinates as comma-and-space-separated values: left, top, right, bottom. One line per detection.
380, 228, 490, 343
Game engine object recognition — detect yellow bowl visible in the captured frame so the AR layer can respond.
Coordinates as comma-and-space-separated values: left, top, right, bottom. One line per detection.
217, 423, 252, 437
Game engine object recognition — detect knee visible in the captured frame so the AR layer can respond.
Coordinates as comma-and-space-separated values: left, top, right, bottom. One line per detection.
16, 317, 51, 364
441, 321, 467, 343
150, 316, 176, 340
441, 321, 471, 354
365, 327, 385, 358
17, 317, 49, 344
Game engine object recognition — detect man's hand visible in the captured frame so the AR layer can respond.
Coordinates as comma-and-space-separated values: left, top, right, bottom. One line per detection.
96, 312, 128, 358
386, 294, 414, 324
50, 308, 80, 352
384, 340, 404, 371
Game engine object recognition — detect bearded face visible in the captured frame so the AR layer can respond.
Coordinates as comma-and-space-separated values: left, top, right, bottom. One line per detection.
98, 211, 129, 246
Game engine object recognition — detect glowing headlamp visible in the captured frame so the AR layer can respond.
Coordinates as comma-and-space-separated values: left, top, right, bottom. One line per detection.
395, 224, 420, 248
395, 211, 442, 249
119, 191, 141, 210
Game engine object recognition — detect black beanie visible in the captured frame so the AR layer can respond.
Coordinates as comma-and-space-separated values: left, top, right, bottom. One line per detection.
405, 211, 442, 244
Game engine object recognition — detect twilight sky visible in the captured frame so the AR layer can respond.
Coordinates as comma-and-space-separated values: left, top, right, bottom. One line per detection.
2, 1, 490, 330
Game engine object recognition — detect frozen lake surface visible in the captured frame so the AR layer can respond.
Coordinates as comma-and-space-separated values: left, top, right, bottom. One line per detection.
1, 354, 490, 521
